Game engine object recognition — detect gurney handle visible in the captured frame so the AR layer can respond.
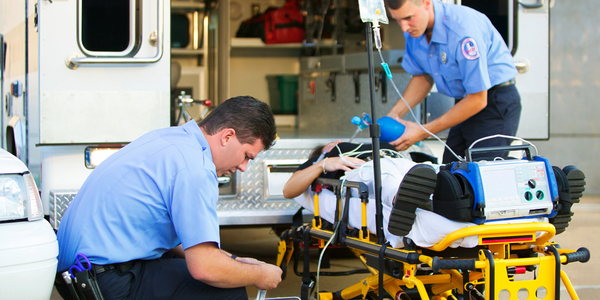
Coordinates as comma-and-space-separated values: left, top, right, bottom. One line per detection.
563, 247, 590, 264
431, 247, 589, 272
428, 223, 555, 252
431, 256, 477, 272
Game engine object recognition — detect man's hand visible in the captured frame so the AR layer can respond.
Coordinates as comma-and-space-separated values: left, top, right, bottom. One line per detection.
234, 256, 282, 290
388, 120, 428, 151
388, 90, 488, 152
254, 263, 283, 290
186, 242, 282, 289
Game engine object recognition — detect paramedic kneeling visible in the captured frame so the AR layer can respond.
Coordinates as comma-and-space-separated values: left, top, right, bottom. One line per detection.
385, 0, 521, 163
55, 96, 281, 300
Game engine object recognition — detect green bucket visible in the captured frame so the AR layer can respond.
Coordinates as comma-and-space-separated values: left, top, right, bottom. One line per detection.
267, 75, 298, 114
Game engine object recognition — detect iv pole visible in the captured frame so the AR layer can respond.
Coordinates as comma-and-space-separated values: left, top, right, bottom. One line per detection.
364, 22, 385, 246
364, 21, 387, 300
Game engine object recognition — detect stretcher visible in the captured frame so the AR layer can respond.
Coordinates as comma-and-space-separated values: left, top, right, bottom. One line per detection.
276, 151, 590, 300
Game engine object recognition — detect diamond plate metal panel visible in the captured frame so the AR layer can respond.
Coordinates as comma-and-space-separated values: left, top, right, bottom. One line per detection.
47, 148, 314, 227
216, 148, 311, 212
49, 189, 78, 230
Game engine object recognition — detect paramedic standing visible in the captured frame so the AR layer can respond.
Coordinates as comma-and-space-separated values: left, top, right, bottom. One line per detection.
55, 96, 281, 300
385, 0, 521, 163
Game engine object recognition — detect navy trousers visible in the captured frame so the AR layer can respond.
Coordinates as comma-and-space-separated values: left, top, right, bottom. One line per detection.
442, 84, 522, 164
56, 254, 248, 300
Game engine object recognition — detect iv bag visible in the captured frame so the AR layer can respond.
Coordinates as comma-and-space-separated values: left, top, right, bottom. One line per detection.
358, 0, 389, 24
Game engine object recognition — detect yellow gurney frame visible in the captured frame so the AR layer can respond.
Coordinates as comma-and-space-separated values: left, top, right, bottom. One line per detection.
277, 178, 590, 300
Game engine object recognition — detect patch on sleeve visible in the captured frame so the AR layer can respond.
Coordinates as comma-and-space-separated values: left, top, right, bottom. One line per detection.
461, 38, 479, 60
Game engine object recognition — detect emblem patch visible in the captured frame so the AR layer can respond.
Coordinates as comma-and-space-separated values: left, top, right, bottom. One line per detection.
441, 52, 447, 64
461, 38, 479, 60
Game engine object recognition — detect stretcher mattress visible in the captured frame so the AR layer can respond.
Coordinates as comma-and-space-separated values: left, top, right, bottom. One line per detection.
294, 157, 547, 249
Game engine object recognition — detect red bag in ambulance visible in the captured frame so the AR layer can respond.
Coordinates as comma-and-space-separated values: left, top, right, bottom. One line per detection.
263, 0, 305, 44
236, 0, 305, 44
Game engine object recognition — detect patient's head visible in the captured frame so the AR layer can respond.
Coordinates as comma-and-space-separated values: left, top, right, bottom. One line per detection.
309, 142, 398, 160
309, 140, 342, 158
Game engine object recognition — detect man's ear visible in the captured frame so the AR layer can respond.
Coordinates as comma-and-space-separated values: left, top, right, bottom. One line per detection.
220, 128, 236, 146
423, 0, 432, 10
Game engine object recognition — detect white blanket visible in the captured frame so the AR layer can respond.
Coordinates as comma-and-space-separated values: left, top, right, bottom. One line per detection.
294, 157, 547, 249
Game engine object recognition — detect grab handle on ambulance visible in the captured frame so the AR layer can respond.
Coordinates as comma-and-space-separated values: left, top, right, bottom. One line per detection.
65, 0, 164, 69
514, 58, 531, 74
518, 0, 544, 9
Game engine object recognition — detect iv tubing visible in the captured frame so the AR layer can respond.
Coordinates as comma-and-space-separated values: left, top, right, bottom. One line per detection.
372, 21, 465, 162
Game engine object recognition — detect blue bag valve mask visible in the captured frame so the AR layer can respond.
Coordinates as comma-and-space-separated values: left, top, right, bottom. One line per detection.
377, 116, 405, 143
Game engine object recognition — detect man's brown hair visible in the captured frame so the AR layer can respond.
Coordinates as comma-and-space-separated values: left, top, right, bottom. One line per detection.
385, 0, 422, 10
199, 96, 277, 150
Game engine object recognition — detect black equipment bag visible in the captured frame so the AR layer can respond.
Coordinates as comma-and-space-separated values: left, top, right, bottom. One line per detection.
432, 170, 477, 222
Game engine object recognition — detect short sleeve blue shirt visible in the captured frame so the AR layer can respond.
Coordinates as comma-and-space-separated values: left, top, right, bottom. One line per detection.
401, 1, 517, 99
57, 121, 220, 271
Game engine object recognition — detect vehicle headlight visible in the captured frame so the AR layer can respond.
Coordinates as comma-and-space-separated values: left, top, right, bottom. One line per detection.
0, 172, 43, 222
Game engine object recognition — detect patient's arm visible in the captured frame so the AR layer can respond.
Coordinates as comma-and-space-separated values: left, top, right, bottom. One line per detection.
282, 156, 365, 199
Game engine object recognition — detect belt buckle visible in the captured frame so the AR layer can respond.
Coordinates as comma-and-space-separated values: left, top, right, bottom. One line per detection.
92, 264, 107, 274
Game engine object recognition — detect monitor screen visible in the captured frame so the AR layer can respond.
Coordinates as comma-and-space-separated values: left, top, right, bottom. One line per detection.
480, 168, 518, 200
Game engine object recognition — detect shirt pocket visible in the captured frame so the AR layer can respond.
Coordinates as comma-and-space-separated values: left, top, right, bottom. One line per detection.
439, 65, 465, 98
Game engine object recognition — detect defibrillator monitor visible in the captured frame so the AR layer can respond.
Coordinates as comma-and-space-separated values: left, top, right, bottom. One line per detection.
453, 156, 559, 224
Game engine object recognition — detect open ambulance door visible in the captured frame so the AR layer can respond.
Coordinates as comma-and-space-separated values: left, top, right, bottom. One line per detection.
460, 0, 549, 139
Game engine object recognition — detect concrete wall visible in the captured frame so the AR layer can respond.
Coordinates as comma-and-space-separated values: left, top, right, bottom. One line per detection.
534, 0, 600, 195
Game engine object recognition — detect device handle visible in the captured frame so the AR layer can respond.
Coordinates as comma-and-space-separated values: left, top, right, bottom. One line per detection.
564, 247, 591, 264
66, 0, 164, 69
466, 144, 533, 162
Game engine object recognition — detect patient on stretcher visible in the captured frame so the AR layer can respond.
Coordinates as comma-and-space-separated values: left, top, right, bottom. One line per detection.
283, 141, 583, 249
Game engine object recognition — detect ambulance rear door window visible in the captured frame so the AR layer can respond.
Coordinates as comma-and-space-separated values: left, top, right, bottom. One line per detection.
80, 0, 138, 54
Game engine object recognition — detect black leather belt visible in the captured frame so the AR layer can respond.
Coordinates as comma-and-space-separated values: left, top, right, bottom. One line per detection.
455, 78, 516, 102
490, 78, 516, 90
92, 261, 134, 275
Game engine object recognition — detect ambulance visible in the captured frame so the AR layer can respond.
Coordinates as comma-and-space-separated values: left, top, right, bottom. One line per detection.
0, 0, 549, 231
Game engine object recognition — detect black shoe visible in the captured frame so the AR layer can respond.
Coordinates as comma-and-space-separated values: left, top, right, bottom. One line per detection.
549, 165, 586, 235
563, 165, 586, 204
549, 166, 572, 235
388, 164, 437, 236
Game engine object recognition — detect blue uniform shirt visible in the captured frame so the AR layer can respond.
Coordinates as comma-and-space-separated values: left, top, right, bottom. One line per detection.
401, 0, 517, 99
57, 121, 220, 271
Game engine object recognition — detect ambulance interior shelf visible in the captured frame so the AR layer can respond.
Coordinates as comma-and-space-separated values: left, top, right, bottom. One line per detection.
231, 37, 338, 48
230, 37, 339, 57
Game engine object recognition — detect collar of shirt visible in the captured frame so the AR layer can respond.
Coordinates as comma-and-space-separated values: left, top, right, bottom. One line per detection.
417, 1, 447, 50
182, 120, 212, 162
430, 0, 448, 45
